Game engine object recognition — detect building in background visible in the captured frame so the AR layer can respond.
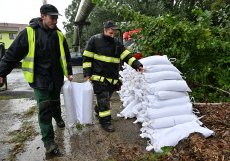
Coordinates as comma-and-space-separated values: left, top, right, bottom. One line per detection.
0, 23, 27, 49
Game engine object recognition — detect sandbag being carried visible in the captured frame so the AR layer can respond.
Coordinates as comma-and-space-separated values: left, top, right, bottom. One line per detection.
63, 81, 77, 128
63, 80, 94, 125
72, 81, 94, 124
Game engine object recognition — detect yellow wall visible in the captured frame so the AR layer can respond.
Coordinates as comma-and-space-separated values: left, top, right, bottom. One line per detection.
0, 32, 17, 49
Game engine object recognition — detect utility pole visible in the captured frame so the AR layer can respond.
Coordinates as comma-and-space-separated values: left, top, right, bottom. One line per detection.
42, 0, 47, 4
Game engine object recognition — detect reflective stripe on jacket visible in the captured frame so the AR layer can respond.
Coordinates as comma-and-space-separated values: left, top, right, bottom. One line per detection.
91, 74, 118, 85
22, 27, 68, 83
82, 33, 142, 83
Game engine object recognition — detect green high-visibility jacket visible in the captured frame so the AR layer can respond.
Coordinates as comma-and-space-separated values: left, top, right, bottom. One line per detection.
22, 26, 68, 83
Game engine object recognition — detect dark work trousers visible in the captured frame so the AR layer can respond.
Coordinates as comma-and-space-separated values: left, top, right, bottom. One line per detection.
34, 89, 62, 146
92, 80, 115, 125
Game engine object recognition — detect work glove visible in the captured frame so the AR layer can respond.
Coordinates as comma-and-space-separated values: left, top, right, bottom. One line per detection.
0, 77, 6, 87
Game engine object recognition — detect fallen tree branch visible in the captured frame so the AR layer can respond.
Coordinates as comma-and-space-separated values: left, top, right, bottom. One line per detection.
194, 103, 224, 106
194, 82, 230, 95
201, 84, 230, 95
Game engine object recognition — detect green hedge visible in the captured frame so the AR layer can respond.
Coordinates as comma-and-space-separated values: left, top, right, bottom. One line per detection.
93, 0, 230, 102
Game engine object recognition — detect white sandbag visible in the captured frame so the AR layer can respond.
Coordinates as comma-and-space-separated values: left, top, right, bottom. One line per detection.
122, 95, 135, 107
63, 81, 77, 128
144, 121, 214, 152
135, 110, 148, 121
134, 109, 149, 123
146, 103, 193, 119
119, 88, 132, 98
154, 91, 188, 100
139, 55, 172, 66
147, 80, 192, 94
140, 126, 155, 134
142, 114, 199, 129
143, 71, 183, 83
144, 64, 181, 73
134, 89, 148, 101
118, 99, 139, 119
144, 96, 191, 108
71, 81, 94, 124
131, 102, 145, 114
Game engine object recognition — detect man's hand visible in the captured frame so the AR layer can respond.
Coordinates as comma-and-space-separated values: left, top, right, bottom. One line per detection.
84, 76, 91, 81
68, 75, 73, 81
137, 66, 144, 73
0, 77, 3, 84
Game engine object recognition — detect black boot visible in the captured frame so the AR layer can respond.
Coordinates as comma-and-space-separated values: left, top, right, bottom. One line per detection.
45, 141, 62, 156
101, 123, 115, 132
56, 119, 65, 128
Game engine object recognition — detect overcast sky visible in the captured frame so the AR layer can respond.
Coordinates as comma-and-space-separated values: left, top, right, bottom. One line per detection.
0, 0, 73, 33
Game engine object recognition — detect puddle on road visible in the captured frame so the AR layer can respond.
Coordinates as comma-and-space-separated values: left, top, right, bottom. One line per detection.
1, 67, 150, 161
0, 91, 34, 100
0, 99, 36, 161
17, 106, 148, 161
1, 97, 149, 161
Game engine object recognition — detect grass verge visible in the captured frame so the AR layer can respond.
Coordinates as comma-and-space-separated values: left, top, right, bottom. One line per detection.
136, 146, 173, 161
7, 121, 39, 160
6, 105, 39, 161
22, 106, 37, 118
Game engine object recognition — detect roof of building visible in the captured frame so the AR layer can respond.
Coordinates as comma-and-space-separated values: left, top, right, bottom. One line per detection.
0, 23, 27, 32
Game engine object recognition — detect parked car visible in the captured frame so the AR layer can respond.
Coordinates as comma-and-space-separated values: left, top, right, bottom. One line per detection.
0, 42, 7, 90
0, 42, 5, 60
70, 51, 83, 66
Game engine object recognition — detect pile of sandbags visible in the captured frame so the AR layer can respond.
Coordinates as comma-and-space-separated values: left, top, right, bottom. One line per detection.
118, 55, 214, 152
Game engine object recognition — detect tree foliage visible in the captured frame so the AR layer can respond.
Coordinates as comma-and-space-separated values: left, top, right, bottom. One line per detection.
92, 0, 230, 102
63, 0, 81, 49
64, 0, 125, 49
64, 0, 230, 102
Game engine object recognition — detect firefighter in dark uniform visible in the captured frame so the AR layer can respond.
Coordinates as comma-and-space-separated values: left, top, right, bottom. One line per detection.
0, 4, 73, 156
83, 21, 144, 132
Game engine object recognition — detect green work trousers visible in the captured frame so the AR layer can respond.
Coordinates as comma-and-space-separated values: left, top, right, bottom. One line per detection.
34, 89, 62, 146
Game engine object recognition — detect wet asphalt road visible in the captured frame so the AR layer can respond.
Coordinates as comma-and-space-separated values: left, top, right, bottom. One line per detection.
0, 67, 148, 161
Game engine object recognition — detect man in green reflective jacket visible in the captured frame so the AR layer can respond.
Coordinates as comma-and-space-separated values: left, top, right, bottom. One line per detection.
83, 21, 144, 132
0, 4, 73, 156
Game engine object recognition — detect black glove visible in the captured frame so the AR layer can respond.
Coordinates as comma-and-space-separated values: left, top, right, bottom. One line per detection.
0, 77, 6, 88
114, 80, 122, 91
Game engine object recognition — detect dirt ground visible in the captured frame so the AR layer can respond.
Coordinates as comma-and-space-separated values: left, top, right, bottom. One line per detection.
0, 67, 229, 161
158, 103, 230, 161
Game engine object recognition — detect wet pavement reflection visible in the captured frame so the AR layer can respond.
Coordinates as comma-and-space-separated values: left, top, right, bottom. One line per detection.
0, 67, 148, 161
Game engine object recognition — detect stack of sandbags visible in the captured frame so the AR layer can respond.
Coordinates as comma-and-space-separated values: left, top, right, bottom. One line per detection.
118, 63, 146, 118
118, 55, 214, 152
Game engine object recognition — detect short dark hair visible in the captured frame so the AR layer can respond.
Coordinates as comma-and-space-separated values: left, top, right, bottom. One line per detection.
103, 21, 118, 29
40, 4, 62, 16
